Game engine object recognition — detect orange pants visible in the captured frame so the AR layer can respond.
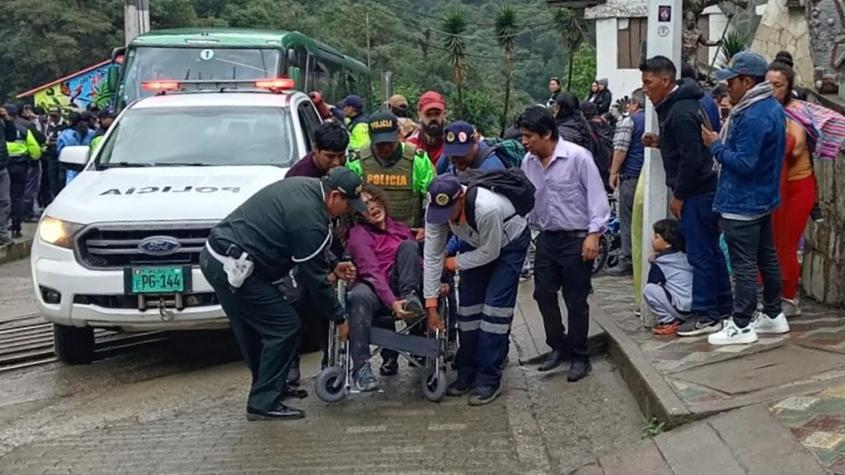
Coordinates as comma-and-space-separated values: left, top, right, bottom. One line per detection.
772, 175, 816, 300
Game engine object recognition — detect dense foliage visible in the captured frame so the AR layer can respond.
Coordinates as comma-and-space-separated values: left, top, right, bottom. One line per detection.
0, 0, 597, 135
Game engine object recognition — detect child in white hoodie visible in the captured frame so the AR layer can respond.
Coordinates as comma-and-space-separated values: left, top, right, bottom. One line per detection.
644, 219, 694, 335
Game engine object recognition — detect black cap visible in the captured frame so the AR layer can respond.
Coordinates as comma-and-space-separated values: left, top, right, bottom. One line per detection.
98, 109, 115, 120
368, 111, 399, 144
325, 167, 366, 214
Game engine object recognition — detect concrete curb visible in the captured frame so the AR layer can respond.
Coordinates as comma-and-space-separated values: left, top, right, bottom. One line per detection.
589, 297, 694, 428
0, 238, 33, 266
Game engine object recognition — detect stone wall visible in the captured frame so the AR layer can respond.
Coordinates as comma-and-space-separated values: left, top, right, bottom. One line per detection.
808, 0, 845, 93
751, 0, 814, 86
801, 94, 845, 306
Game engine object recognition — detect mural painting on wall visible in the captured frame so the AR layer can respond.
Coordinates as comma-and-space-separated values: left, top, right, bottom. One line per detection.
32, 63, 113, 111
809, 0, 845, 93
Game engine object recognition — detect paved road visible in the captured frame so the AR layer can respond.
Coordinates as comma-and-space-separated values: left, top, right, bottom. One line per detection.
0, 259, 646, 474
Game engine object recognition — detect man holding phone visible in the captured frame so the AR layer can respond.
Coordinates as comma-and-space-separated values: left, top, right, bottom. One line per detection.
639, 56, 733, 337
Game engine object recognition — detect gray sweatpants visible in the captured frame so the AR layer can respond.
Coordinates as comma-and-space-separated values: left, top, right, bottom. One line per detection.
643, 283, 688, 325
0, 168, 10, 240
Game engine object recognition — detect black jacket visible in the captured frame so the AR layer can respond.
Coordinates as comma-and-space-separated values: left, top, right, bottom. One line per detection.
655, 79, 717, 199
595, 89, 613, 115
556, 116, 594, 153
0, 119, 15, 170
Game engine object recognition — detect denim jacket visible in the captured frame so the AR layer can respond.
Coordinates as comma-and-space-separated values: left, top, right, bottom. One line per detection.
710, 97, 785, 216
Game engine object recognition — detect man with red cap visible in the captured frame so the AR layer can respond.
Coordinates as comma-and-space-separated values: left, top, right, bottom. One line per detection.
408, 91, 447, 170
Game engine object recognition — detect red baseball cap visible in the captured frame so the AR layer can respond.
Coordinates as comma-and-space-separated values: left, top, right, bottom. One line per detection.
418, 91, 446, 113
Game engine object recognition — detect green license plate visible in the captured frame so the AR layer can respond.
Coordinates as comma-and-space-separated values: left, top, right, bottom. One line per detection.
127, 267, 186, 294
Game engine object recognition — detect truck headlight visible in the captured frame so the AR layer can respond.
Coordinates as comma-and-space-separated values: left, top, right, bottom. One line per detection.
38, 217, 82, 249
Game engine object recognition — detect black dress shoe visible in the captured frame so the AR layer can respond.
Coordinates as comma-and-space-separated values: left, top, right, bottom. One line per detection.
567, 360, 592, 382
380, 357, 399, 376
538, 350, 567, 372
282, 385, 308, 399
246, 404, 305, 421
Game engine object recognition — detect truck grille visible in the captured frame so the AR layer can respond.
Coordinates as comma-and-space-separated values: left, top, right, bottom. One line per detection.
76, 222, 214, 269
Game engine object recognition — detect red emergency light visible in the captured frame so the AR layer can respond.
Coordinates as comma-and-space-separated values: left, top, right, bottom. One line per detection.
142, 80, 180, 91
254, 78, 296, 90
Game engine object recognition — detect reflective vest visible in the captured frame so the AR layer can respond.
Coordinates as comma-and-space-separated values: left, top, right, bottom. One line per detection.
358, 143, 421, 228
6, 126, 41, 162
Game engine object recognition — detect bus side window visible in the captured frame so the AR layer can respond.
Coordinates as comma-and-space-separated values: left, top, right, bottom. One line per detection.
287, 47, 308, 89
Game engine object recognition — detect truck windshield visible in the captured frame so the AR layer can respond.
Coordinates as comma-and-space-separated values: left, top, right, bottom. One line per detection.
121, 47, 281, 104
96, 106, 296, 168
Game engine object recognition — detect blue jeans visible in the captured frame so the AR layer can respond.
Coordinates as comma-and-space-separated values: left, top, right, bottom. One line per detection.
455, 228, 530, 388
678, 193, 733, 318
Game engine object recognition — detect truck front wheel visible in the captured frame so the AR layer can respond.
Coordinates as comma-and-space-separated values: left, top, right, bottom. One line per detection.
53, 324, 95, 364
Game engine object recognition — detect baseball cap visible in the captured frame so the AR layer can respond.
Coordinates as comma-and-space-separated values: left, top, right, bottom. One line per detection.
325, 167, 366, 214
368, 111, 399, 144
98, 109, 115, 120
714, 51, 768, 81
426, 174, 463, 225
387, 94, 408, 109
443, 121, 475, 157
340, 95, 364, 111
418, 91, 446, 114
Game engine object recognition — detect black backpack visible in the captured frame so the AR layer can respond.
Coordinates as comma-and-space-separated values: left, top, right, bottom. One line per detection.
588, 122, 614, 193
460, 168, 536, 231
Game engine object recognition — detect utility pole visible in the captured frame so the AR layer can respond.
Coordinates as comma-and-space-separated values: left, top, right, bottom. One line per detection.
124, 0, 150, 46
640, 0, 682, 327
365, 13, 372, 70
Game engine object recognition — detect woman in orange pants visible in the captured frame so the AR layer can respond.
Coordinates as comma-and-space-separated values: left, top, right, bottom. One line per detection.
767, 62, 816, 317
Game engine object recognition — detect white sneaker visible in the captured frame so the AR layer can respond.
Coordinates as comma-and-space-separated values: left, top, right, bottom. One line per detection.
708, 318, 759, 345
782, 298, 802, 318
753, 312, 791, 334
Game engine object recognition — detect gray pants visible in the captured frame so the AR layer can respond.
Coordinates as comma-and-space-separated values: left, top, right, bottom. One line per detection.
618, 176, 638, 265
643, 283, 688, 324
0, 168, 10, 240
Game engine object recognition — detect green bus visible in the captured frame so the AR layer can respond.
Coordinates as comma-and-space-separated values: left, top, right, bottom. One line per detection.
109, 28, 371, 110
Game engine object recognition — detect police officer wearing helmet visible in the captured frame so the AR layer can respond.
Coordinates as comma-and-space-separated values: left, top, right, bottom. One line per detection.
347, 111, 435, 232
200, 167, 367, 421
440, 121, 508, 175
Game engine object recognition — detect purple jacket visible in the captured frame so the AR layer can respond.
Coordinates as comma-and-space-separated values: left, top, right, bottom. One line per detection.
347, 217, 415, 308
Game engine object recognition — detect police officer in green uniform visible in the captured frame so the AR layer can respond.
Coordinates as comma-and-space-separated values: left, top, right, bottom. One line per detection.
347, 111, 435, 231
200, 167, 367, 421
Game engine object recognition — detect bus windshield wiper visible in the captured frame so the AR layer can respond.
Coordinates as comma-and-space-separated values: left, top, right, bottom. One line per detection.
153, 162, 209, 167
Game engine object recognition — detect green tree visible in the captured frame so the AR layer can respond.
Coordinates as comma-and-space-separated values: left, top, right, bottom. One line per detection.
442, 10, 467, 118
495, 5, 517, 135
151, 0, 199, 29
552, 8, 585, 90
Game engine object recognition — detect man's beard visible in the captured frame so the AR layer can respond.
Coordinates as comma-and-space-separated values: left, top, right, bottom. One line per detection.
423, 122, 444, 137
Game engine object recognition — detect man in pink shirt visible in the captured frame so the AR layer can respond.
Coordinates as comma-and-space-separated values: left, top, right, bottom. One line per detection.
345, 184, 426, 391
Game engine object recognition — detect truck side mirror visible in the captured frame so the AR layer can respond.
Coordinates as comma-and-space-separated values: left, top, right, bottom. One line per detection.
59, 146, 90, 166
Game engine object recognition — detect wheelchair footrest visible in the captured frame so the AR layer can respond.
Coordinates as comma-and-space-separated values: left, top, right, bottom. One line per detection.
369, 327, 440, 357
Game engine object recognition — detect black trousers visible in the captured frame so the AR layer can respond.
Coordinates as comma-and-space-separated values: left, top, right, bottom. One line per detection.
347, 240, 422, 370
532, 232, 593, 361
7, 161, 27, 233
722, 215, 782, 327
39, 154, 62, 207
200, 248, 301, 412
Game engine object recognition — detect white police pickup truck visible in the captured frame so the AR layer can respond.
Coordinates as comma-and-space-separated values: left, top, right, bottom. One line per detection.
31, 79, 326, 363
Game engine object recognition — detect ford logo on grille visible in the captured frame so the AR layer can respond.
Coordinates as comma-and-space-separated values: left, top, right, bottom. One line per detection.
138, 236, 182, 256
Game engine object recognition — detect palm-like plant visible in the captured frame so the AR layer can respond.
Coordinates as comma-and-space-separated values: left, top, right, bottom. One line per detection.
553, 8, 584, 90
442, 11, 467, 117
719, 29, 750, 67
495, 6, 517, 133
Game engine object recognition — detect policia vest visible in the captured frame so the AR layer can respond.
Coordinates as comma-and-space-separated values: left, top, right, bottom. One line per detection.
357, 143, 422, 228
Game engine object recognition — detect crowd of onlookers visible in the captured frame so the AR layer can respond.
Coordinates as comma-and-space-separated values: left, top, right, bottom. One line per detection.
0, 103, 114, 246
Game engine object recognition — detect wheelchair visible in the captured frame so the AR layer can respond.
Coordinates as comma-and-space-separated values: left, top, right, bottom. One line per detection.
315, 281, 451, 403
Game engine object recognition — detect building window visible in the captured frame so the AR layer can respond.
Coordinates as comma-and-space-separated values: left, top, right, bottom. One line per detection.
617, 17, 648, 70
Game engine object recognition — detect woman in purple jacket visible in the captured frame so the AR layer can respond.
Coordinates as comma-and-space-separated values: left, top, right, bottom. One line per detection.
345, 184, 426, 392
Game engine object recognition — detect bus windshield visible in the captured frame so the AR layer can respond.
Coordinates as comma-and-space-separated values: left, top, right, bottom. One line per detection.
121, 47, 282, 104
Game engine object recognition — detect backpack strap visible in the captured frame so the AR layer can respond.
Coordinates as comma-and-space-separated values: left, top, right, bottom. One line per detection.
465, 185, 479, 231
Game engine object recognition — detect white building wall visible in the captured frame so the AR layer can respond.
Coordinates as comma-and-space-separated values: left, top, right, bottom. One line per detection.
594, 18, 646, 100
703, 6, 729, 67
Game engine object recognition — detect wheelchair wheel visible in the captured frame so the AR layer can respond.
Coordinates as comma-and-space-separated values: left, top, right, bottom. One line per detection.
315, 366, 347, 403
422, 369, 448, 402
